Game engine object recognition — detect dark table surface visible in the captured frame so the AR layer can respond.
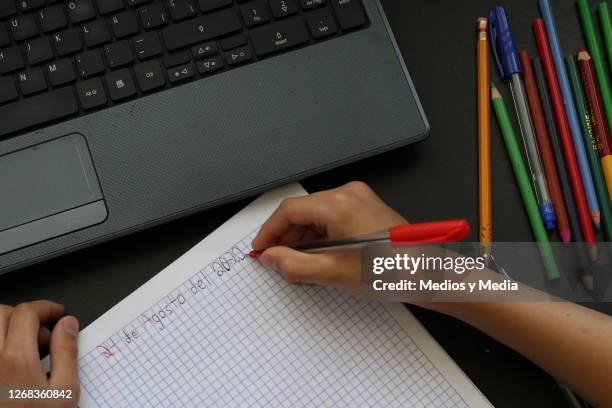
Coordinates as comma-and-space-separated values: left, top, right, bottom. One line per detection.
0, 0, 609, 407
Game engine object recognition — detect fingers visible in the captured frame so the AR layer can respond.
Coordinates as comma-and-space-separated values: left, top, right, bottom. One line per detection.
0, 305, 12, 350
252, 195, 334, 250
49, 315, 80, 395
5, 301, 65, 359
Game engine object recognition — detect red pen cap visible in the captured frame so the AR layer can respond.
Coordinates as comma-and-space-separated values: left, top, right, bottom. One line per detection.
389, 220, 471, 243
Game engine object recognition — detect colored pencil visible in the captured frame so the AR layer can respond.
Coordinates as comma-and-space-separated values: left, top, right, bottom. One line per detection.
533, 57, 594, 289
533, 19, 598, 260
540, 0, 601, 229
599, 2, 612, 71
566, 55, 612, 241
477, 18, 492, 261
491, 83, 560, 280
520, 51, 571, 243
577, 0, 612, 132
578, 48, 612, 204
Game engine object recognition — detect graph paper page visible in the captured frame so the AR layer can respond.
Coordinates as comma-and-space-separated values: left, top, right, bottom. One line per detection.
70, 183, 491, 407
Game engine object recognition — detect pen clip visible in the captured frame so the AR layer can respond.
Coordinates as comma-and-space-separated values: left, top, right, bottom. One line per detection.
488, 6, 522, 79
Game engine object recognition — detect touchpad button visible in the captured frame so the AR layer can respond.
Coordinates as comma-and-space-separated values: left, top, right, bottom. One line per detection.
0, 134, 107, 254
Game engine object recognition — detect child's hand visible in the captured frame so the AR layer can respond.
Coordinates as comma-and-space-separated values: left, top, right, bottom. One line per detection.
252, 182, 407, 294
0, 301, 79, 408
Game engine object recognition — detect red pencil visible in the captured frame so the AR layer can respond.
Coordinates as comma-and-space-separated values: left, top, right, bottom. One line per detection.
532, 20, 597, 258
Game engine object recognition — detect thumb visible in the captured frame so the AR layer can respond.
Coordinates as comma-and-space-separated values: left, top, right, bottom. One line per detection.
260, 246, 334, 286
49, 315, 80, 398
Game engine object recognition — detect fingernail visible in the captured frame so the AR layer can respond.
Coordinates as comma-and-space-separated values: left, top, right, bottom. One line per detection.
259, 253, 275, 269
62, 316, 79, 338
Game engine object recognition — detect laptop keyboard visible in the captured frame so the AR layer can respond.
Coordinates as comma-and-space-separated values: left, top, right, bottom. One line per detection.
0, 0, 368, 138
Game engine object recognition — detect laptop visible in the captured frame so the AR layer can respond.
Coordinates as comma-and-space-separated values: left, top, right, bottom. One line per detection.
0, 0, 428, 275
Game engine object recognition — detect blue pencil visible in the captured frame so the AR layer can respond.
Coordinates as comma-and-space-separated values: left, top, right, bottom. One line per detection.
538, 0, 601, 229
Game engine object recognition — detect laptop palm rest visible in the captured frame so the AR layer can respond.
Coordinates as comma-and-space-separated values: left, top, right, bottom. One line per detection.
0, 134, 107, 255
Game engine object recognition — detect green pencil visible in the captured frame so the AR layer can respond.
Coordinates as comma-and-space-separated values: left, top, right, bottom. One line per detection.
566, 55, 612, 241
599, 2, 612, 72
577, 0, 612, 132
491, 83, 560, 281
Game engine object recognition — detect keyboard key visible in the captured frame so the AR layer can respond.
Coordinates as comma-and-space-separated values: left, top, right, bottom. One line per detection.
269, 0, 298, 18
250, 17, 309, 56
17, 0, 46, 12
46, 58, 76, 86
0, 46, 25, 74
0, 2, 17, 19
97, 0, 124, 14
105, 68, 137, 100
191, 41, 217, 59
198, 0, 232, 12
127, 0, 150, 5
220, 34, 246, 50
0, 26, 9, 47
240, 0, 270, 27
300, 0, 325, 9
67, 0, 97, 23
25, 37, 54, 64
134, 59, 165, 91
167, 0, 197, 21
75, 50, 105, 77
306, 7, 337, 39
139, 3, 169, 29
76, 77, 107, 109
53, 28, 83, 56
162, 8, 241, 50
103, 40, 134, 68
225, 45, 251, 65
196, 55, 223, 74
0, 77, 18, 104
39, 5, 68, 33
0, 87, 78, 137
9, 15, 39, 42
82, 20, 112, 47
167, 62, 195, 83
134, 32, 162, 59
330, 0, 366, 30
17, 67, 47, 95
163, 51, 189, 68
111, 10, 140, 38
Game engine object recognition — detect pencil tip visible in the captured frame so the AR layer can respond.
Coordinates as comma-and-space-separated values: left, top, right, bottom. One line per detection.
248, 250, 259, 258
577, 48, 590, 60
491, 83, 501, 99
591, 211, 601, 229
588, 245, 598, 262
560, 229, 571, 243
582, 275, 594, 291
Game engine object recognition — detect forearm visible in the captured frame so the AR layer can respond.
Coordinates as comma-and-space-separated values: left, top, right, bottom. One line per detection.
425, 300, 612, 407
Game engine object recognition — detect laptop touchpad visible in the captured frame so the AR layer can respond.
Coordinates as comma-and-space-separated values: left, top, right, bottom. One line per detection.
0, 134, 107, 255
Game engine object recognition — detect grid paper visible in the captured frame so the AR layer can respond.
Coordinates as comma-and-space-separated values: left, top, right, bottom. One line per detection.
79, 231, 470, 408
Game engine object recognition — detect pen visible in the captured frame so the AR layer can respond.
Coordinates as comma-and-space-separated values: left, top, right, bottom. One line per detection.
249, 220, 471, 257
489, 7, 557, 231
477, 18, 492, 262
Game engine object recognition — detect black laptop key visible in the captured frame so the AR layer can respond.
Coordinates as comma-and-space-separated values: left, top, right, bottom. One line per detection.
191, 41, 217, 59
0, 87, 78, 137
127, 0, 151, 5
39, 5, 68, 33
269, 0, 298, 18
225, 45, 252, 65
105, 68, 137, 101
250, 17, 310, 56
103, 40, 134, 68
306, 7, 337, 38
300, 0, 325, 9
196, 55, 223, 74
0, 26, 11, 48
75, 50, 105, 77
46, 58, 76, 86
18, 0, 45, 11
10, 15, 39, 42
0, 46, 25, 74
76, 77, 107, 109
82, 20, 112, 47
139, 3, 169, 29
97, 0, 125, 14
162, 8, 241, 50
163, 51, 189, 68
330, 0, 365, 30
240, 0, 270, 27
134, 59, 165, 91
167, 0, 197, 21
25, 37, 54, 65
198, 0, 232, 12
134, 32, 162, 60
0, 2, 17, 18
17, 67, 47, 96
0, 77, 18, 105
220, 34, 246, 51
111, 10, 140, 38
167, 62, 195, 82
53, 28, 83, 56
67, 0, 97, 23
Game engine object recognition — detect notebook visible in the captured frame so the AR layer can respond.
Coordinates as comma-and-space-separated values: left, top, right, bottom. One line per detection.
64, 183, 491, 407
